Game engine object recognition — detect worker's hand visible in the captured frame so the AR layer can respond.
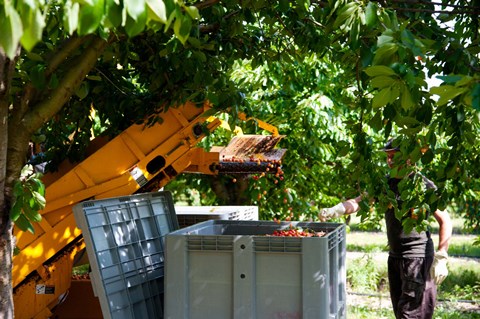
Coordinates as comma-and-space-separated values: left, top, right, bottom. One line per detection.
430, 250, 448, 285
318, 203, 346, 222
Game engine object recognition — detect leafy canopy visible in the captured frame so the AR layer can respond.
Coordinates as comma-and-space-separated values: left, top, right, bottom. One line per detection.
2, 0, 480, 233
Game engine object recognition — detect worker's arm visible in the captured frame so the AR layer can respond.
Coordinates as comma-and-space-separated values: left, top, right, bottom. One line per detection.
431, 209, 453, 285
318, 194, 363, 221
433, 209, 452, 253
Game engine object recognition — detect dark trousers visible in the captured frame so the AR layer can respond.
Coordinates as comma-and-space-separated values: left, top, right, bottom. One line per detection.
388, 256, 437, 319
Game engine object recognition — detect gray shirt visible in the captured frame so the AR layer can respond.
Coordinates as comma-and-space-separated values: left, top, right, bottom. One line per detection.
385, 174, 435, 258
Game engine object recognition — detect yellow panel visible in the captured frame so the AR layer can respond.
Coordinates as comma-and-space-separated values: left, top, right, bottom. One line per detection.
13, 213, 82, 287
13, 239, 85, 319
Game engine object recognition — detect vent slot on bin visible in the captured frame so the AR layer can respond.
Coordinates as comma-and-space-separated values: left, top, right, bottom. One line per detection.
187, 236, 234, 251
254, 237, 302, 253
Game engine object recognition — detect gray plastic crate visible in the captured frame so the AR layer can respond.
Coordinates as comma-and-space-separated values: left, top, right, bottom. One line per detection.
73, 191, 179, 319
165, 220, 346, 319
175, 205, 258, 228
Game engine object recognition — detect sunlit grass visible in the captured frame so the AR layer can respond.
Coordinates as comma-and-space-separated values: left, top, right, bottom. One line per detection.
345, 228, 480, 258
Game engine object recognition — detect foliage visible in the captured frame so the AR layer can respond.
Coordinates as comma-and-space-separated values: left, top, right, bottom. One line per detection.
9, 165, 46, 233
0, 0, 199, 59
442, 280, 480, 302
3, 0, 478, 231
167, 53, 363, 220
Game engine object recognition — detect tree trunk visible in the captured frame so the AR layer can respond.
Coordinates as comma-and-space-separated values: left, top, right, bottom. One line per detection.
0, 48, 16, 319
0, 35, 109, 318
0, 213, 14, 319
210, 175, 251, 205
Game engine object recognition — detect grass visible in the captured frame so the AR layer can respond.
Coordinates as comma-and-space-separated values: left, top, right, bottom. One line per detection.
345, 213, 480, 258
346, 231, 480, 258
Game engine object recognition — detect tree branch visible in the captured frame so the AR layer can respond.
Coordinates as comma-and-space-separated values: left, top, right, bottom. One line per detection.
195, 0, 220, 10
44, 34, 92, 78
16, 35, 91, 123
21, 35, 108, 133
5, 35, 109, 196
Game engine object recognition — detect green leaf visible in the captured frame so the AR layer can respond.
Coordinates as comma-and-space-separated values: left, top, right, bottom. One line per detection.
124, 9, 147, 37
446, 162, 456, 178
30, 64, 46, 89
78, 0, 105, 35
184, 6, 200, 20
400, 28, 416, 50
349, 20, 360, 49
333, 2, 358, 29
421, 149, 434, 165
278, 0, 289, 12
19, 3, 45, 51
164, 9, 176, 31
64, 1, 80, 34
25, 51, 43, 62
10, 200, 23, 222
174, 14, 192, 45
395, 116, 420, 127
125, 0, 146, 21
377, 33, 394, 47
146, 0, 167, 23
409, 146, 422, 163
435, 75, 463, 84
364, 65, 396, 77
15, 214, 35, 234
430, 85, 466, 106
373, 43, 398, 65
370, 76, 396, 89
24, 204, 43, 222
29, 178, 46, 196
471, 83, 480, 111
0, 5, 23, 59
75, 81, 89, 99
20, 165, 34, 178
369, 110, 383, 131
32, 191, 46, 209
365, 2, 378, 28
13, 181, 24, 196
400, 87, 415, 110
454, 75, 472, 87
105, 0, 122, 27
372, 87, 393, 108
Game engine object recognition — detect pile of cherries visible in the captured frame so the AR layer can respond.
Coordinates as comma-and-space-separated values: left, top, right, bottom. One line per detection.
270, 227, 325, 237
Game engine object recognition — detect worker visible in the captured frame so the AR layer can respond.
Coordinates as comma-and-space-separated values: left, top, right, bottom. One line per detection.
319, 138, 453, 319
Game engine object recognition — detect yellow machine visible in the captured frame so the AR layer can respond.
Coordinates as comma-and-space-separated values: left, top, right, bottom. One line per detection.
12, 101, 284, 319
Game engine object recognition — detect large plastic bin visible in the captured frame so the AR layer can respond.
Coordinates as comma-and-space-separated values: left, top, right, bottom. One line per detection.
164, 220, 346, 319
175, 205, 258, 228
73, 191, 179, 319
